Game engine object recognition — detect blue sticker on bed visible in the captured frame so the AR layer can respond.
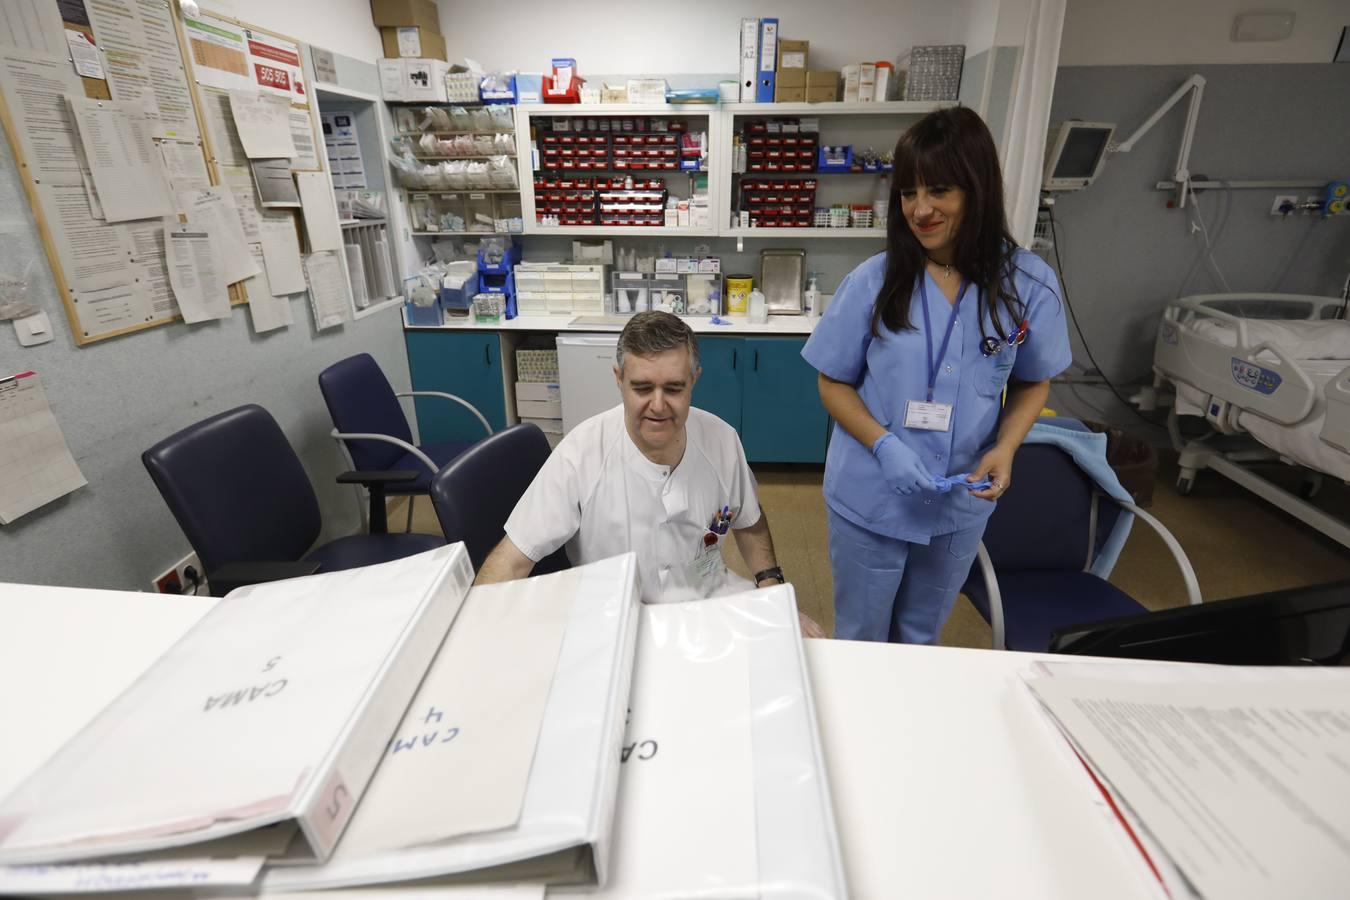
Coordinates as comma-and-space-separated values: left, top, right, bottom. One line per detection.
1231, 358, 1282, 395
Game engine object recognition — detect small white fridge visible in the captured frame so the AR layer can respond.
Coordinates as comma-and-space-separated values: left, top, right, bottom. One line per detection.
556, 333, 622, 433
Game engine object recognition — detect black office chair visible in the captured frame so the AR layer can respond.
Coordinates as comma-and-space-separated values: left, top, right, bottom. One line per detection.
428, 423, 570, 574
961, 441, 1201, 651
318, 353, 492, 531
143, 404, 443, 597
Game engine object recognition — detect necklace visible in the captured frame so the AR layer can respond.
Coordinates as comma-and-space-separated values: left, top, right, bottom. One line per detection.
927, 256, 953, 280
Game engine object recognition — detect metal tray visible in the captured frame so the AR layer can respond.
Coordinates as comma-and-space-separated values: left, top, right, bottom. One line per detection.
760, 249, 805, 315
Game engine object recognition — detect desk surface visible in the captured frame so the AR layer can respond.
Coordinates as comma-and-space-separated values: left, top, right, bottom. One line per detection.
0, 584, 1154, 899
403, 310, 821, 335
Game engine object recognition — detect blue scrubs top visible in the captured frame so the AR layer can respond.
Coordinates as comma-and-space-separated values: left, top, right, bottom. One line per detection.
801, 249, 1072, 543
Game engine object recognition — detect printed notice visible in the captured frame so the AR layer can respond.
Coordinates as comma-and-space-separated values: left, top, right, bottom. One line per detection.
165, 221, 230, 323
67, 96, 175, 222
243, 244, 292, 334
250, 158, 300, 208
227, 90, 295, 158
0, 372, 88, 524
302, 250, 349, 330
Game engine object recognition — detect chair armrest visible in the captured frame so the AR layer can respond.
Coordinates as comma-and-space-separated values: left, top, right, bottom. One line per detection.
974, 542, 1006, 650
1118, 501, 1203, 606
396, 391, 493, 438
337, 469, 420, 486
209, 561, 322, 597
331, 429, 438, 475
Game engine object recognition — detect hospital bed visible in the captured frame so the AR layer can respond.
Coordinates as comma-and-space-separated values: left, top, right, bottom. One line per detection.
1152, 292, 1350, 549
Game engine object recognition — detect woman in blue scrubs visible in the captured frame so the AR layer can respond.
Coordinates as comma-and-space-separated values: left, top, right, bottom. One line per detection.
801, 107, 1072, 644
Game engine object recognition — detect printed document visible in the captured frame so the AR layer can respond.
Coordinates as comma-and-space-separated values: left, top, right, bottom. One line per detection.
243, 244, 292, 334
296, 170, 342, 251
66, 96, 175, 223
227, 90, 296, 159
177, 187, 258, 286
303, 250, 349, 330
0, 372, 87, 524
259, 216, 307, 295
251, 158, 301, 208
165, 221, 230, 323
1027, 666, 1350, 900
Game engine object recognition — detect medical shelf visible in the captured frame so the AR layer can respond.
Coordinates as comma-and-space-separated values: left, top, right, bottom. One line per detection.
722, 227, 886, 239
410, 154, 519, 161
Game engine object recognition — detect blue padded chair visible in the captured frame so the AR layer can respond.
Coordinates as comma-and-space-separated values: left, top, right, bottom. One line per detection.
142, 404, 443, 597
961, 442, 1201, 651
429, 423, 570, 575
318, 353, 493, 530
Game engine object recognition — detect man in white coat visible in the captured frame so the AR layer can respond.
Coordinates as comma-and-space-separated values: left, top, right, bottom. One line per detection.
476, 312, 825, 636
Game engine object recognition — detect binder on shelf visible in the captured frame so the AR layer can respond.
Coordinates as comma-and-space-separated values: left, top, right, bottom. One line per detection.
756, 17, 779, 103
739, 17, 760, 103
260, 553, 641, 891
0, 545, 474, 869
568, 584, 848, 898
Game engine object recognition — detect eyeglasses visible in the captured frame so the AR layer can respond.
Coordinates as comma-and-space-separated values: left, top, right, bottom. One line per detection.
980, 320, 1029, 357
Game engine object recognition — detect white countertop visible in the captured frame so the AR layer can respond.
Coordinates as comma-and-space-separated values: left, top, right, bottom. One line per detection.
403, 310, 820, 335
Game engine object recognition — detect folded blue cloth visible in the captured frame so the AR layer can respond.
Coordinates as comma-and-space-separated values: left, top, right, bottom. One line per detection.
931, 473, 994, 493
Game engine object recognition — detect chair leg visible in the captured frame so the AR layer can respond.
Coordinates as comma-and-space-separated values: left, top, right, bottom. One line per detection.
405, 495, 415, 533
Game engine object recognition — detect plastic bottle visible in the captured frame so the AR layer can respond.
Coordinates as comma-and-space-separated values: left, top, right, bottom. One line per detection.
872, 173, 890, 225
804, 273, 820, 318
748, 289, 768, 324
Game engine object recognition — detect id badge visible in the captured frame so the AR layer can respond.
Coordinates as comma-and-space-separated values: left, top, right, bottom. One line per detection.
686, 538, 722, 586
904, 400, 952, 432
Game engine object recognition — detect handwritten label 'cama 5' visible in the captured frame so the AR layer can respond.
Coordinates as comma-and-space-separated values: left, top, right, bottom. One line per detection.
203, 655, 287, 712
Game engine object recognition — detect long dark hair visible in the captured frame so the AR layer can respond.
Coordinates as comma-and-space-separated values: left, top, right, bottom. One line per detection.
871, 107, 1023, 340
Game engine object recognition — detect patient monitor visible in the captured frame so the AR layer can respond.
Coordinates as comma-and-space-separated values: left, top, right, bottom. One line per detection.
1041, 121, 1116, 191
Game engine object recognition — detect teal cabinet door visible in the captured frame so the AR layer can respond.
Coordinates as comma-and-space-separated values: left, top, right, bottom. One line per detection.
405, 331, 507, 443
740, 337, 828, 463
691, 337, 743, 430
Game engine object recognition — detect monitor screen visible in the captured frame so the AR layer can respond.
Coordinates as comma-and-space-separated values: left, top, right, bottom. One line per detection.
1049, 579, 1350, 666
1052, 127, 1113, 180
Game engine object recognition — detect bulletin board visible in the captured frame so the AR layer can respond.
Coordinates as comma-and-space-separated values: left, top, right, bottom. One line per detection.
0, 0, 327, 345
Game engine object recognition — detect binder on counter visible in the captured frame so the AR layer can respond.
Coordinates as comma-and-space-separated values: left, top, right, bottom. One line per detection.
0, 544, 474, 869
260, 553, 641, 892
554, 584, 847, 899
756, 17, 779, 103
739, 18, 760, 102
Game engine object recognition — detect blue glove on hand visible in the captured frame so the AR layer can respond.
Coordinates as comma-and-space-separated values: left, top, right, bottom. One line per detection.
872, 433, 934, 496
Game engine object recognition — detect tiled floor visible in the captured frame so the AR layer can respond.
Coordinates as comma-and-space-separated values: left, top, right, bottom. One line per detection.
394, 451, 1350, 647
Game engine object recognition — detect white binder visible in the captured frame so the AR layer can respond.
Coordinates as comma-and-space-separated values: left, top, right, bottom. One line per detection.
739, 18, 760, 103
555, 584, 847, 899
260, 553, 641, 891
0, 544, 474, 868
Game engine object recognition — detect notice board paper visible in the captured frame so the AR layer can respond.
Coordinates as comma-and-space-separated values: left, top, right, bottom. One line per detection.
287, 106, 320, 171
0, 1, 66, 55
159, 140, 212, 200
199, 88, 247, 168
182, 14, 251, 93
303, 250, 349, 330
227, 89, 295, 159
1, 49, 85, 186
259, 217, 306, 295
177, 187, 259, 286
295, 171, 342, 251
66, 96, 175, 223
250, 158, 300, 208
84, 0, 199, 140
0, 372, 87, 525
125, 220, 179, 321
220, 165, 262, 241
244, 244, 292, 334
165, 221, 230, 323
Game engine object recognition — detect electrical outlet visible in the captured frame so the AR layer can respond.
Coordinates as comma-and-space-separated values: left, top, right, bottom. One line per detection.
1270, 194, 1298, 215
1304, 196, 1324, 216
152, 551, 204, 595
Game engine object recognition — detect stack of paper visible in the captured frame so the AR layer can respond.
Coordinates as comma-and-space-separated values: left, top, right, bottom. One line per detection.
556, 584, 847, 899
260, 552, 641, 891
1023, 660, 1350, 900
0, 543, 474, 890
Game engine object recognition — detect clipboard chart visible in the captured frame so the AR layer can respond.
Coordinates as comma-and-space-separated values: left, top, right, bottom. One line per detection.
0, 1, 326, 345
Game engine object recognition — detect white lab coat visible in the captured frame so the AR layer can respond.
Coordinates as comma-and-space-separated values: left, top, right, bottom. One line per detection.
505, 405, 761, 603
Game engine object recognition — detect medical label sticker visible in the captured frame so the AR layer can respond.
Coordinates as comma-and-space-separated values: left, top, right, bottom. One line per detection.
904, 400, 952, 432
1231, 358, 1282, 395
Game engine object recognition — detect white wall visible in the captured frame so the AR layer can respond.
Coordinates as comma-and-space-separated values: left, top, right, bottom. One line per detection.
435, 0, 1000, 75
1060, 0, 1346, 65
202, 0, 382, 60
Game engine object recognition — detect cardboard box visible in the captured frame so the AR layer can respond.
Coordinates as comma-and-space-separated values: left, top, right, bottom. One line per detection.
776, 68, 807, 88
515, 382, 561, 402
370, 0, 440, 32
519, 396, 564, 417
778, 39, 809, 71
403, 58, 450, 102
775, 86, 807, 102
378, 58, 406, 101
520, 415, 564, 435
380, 26, 446, 60
806, 70, 840, 103
806, 84, 838, 103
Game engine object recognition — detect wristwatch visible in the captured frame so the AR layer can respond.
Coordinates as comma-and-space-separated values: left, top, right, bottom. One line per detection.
754, 566, 785, 586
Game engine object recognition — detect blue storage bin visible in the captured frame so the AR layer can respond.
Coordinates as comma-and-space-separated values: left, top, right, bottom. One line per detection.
817, 145, 854, 173
477, 244, 521, 275
439, 271, 480, 311
479, 271, 515, 296
405, 300, 443, 326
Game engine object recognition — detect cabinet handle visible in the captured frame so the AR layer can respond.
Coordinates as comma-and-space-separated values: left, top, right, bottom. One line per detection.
484, 344, 491, 366
731, 348, 737, 370
753, 350, 759, 372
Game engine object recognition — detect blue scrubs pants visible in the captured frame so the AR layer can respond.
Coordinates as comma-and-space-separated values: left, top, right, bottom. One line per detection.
827, 509, 985, 644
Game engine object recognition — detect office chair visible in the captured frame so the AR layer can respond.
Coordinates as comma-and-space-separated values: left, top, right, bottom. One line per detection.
960, 442, 1201, 651
318, 353, 493, 531
428, 423, 570, 575
142, 404, 443, 597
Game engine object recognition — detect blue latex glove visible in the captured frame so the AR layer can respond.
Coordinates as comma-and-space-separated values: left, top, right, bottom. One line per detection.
872, 433, 933, 496
932, 473, 995, 493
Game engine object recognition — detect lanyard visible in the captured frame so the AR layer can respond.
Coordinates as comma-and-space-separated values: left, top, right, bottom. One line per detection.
919, 277, 969, 402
